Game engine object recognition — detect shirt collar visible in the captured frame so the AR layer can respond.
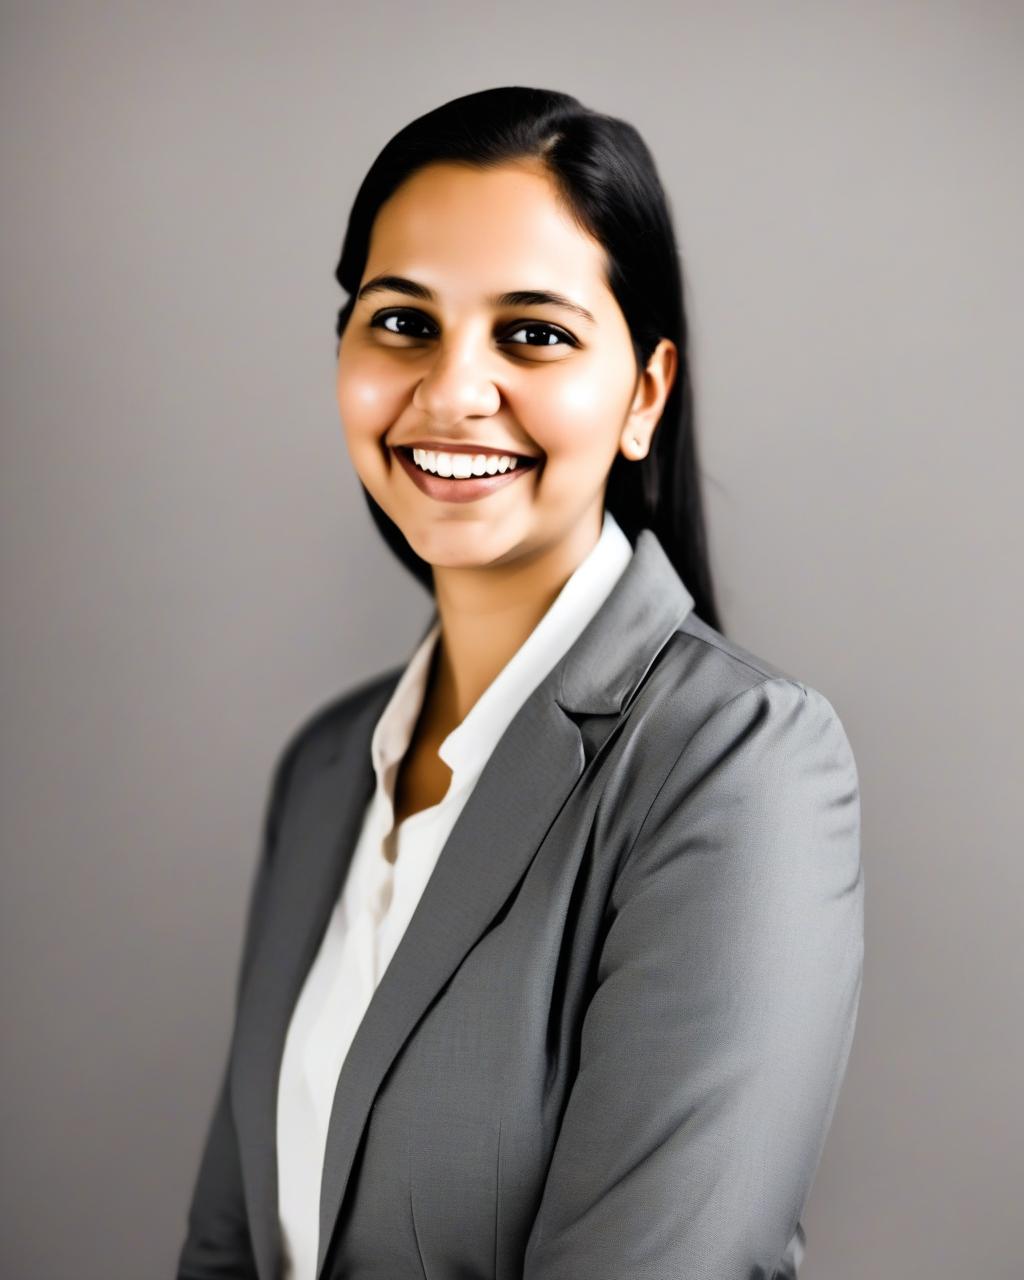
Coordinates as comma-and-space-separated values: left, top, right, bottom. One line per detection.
370, 508, 635, 813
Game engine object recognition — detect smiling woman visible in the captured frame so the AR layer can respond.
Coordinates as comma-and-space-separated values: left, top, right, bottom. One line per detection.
336, 155, 678, 620
177, 86, 863, 1280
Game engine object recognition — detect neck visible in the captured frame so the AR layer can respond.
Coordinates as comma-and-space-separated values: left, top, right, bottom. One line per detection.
426, 505, 605, 731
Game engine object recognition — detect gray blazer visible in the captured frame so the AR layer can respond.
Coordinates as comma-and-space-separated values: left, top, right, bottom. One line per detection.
177, 528, 864, 1280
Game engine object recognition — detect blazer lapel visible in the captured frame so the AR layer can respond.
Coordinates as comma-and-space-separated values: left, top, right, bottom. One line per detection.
313, 528, 694, 1278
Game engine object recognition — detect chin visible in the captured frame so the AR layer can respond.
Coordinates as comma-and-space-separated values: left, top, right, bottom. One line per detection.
408, 526, 511, 564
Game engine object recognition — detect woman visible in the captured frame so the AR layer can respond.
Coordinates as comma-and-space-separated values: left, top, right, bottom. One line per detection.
177, 86, 863, 1280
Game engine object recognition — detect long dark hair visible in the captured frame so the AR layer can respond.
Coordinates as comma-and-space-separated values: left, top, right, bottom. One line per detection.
333, 85, 723, 632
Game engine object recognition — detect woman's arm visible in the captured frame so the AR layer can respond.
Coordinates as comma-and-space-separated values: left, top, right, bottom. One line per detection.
176, 737, 297, 1279
522, 677, 864, 1278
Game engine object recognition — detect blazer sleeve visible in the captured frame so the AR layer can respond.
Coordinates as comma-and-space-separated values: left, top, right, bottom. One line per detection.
521, 676, 864, 1279
176, 738, 296, 1279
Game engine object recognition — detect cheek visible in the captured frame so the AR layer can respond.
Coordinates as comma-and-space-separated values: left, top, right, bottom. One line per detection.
524, 360, 631, 459
336, 346, 406, 434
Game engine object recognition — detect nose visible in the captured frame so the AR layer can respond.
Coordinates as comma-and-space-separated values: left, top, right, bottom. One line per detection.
411, 331, 502, 423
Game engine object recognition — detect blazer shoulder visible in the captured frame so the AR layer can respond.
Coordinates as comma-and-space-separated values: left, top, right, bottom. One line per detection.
621, 615, 861, 894
655, 612, 855, 760
677, 610, 799, 686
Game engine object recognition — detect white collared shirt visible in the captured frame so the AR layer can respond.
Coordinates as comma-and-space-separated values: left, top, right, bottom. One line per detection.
276, 509, 634, 1280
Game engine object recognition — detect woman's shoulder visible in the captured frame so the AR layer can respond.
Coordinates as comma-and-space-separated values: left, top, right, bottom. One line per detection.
673, 609, 799, 689
616, 612, 862, 904
651, 610, 858, 773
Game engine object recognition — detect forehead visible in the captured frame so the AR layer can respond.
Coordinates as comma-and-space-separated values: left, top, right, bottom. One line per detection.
365, 161, 610, 305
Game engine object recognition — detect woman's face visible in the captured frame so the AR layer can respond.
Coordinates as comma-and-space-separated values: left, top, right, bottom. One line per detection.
336, 159, 675, 574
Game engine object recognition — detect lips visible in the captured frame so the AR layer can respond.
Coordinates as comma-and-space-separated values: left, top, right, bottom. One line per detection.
393, 445, 538, 504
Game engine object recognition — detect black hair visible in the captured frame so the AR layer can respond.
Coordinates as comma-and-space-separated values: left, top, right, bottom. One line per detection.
333, 85, 723, 632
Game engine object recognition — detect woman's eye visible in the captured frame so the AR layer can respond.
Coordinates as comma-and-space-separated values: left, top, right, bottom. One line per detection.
373, 310, 436, 339
504, 322, 574, 348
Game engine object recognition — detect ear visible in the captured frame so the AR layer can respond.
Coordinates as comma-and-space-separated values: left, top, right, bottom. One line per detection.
619, 338, 677, 460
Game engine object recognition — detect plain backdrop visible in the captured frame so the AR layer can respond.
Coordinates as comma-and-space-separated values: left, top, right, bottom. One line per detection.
2, 2, 1021, 1277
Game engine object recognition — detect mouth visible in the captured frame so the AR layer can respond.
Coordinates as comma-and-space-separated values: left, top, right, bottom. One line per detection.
392, 445, 539, 505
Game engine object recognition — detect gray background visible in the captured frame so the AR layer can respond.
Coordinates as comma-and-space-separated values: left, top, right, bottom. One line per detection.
2, 2, 1020, 1276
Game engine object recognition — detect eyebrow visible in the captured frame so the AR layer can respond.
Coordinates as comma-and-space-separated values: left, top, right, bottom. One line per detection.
355, 274, 598, 326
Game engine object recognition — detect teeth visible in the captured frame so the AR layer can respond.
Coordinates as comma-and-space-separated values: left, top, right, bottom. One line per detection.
411, 449, 521, 478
